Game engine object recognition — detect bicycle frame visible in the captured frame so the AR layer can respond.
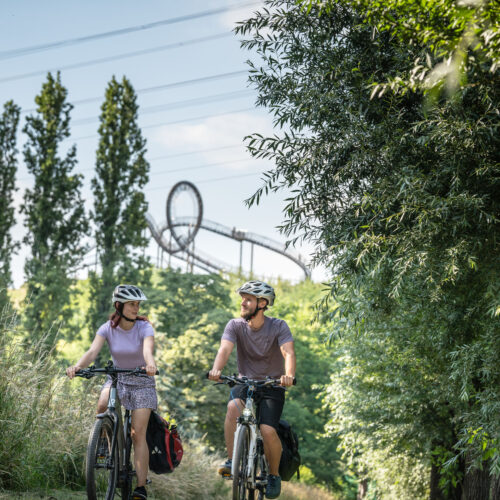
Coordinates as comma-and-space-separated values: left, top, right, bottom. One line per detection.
231, 383, 267, 490
96, 373, 131, 482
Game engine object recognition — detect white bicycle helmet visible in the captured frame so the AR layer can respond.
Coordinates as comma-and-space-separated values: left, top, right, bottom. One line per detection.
237, 280, 275, 306
112, 284, 147, 303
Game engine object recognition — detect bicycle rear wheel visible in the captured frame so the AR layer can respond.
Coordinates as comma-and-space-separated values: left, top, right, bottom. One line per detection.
86, 417, 118, 500
251, 447, 267, 500
233, 425, 252, 500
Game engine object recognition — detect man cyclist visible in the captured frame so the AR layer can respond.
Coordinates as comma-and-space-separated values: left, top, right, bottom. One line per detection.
208, 280, 296, 499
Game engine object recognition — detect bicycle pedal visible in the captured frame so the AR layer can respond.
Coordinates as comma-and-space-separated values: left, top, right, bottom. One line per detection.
221, 472, 233, 479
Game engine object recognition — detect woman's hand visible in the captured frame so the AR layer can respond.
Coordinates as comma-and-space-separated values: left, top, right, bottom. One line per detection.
145, 362, 157, 376
208, 368, 222, 381
66, 365, 82, 379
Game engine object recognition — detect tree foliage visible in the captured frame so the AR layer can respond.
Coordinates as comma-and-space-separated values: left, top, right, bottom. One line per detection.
0, 101, 20, 311
237, 1, 499, 497
301, 0, 500, 97
88, 76, 150, 333
21, 73, 88, 341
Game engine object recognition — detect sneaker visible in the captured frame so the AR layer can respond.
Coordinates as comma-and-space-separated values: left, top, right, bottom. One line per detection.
265, 474, 281, 499
218, 458, 232, 476
132, 486, 147, 500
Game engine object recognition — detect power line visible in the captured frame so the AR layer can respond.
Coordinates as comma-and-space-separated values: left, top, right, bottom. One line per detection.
18, 157, 254, 183
145, 171, 262, 191
0, 1, 260, 61
21, 70, 248, 113
69, 107, 256, 141
150, 158, 252, 176
19, 145, 246, 182
71, 89, 254, 126
0, 32, 232, 84
148, 144, 243, 161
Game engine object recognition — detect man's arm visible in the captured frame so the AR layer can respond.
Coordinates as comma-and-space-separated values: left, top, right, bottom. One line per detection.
208, 339, 235, 381
280, 341, 296, 387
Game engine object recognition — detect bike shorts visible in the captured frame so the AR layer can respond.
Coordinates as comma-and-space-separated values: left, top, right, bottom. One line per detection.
229, 385, 285, 430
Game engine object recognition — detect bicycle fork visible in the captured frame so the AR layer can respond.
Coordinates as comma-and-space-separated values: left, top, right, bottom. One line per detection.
232, 423, 259, 488
97, 385, 121, 470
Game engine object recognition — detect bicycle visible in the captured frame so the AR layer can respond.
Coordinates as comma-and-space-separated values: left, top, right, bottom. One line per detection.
76, 361, 157, 500
208, 373, 296, 500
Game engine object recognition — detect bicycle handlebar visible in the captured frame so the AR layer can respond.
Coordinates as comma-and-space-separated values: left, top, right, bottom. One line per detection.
205, 372, 296, 387
75, 363, 159, 379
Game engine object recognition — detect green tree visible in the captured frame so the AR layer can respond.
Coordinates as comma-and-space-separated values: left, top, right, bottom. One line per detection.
0, 101, 20, 312
237, 1, 499, 498
151, 268, 233, 338
88, 76, 150, 334
150, 268, 234, 446
273, 279, 353, 494
21, 73, 88, 342
301, 0, 499, 98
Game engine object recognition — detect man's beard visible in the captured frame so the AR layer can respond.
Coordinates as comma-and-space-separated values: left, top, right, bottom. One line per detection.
241, 305, 257, 321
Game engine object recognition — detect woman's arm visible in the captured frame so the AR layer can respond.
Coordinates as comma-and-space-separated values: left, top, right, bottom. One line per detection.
143, 336, 157, 376
66, 335, 106, 379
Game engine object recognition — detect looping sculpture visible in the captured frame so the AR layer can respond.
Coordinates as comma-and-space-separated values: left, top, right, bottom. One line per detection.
146, 180, 311, 279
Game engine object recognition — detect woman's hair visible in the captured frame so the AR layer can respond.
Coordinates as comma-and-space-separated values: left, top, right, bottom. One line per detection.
110, 301, 150, 328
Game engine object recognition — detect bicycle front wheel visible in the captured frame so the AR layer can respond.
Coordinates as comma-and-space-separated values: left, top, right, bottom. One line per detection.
233, 425, 252, 500
120, 425, 133, 500
86, 417, 118, 500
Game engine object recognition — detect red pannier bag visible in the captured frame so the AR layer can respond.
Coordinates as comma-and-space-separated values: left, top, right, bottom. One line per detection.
146, 411, 183, 474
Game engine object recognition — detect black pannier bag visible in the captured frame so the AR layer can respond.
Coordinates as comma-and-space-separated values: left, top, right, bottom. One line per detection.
146, 411, 183, 474
277, 419, 301, 481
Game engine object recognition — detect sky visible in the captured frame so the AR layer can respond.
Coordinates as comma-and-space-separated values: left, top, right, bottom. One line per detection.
1, 0, 328, 287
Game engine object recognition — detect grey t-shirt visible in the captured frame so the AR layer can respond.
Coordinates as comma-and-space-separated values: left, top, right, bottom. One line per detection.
221, 316, 294, 379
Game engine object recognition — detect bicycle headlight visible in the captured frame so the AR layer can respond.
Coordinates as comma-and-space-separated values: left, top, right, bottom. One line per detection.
242, 408, 252, 418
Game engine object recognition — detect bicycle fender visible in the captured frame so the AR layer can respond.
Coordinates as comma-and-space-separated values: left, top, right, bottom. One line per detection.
232, 424, 246, 477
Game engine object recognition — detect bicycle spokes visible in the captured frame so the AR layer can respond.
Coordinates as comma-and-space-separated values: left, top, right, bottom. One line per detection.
87, 418, 118, 500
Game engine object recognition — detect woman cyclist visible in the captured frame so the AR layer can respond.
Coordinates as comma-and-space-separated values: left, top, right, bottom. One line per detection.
67, 284, 157, 500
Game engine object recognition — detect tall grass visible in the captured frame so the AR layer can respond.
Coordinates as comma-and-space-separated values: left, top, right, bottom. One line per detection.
0, 308, 94, 491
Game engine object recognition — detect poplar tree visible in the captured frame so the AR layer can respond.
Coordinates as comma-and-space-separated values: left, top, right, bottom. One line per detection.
0, 101, 20, 312
21, 73, 88, 341
89, 76, 150, 332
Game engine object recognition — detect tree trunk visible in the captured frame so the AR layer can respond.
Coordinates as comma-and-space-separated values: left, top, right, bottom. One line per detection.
461, 458, 490, 500
430, 463, 447, 500
491, 474, 500, 500
357, 478, 368, 499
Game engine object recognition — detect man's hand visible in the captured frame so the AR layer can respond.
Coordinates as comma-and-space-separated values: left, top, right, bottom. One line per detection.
208, 368, 222, 381
280, 374, 294, 387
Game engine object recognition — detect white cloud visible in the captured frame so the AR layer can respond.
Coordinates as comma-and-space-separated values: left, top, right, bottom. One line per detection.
219, 1, 264, 31
152, 111, 275, 170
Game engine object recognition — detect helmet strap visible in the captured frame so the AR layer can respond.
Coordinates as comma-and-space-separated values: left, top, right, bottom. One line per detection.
244, 299, 267, 323
119, 311, 136, 323
115, 302, 136, 323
